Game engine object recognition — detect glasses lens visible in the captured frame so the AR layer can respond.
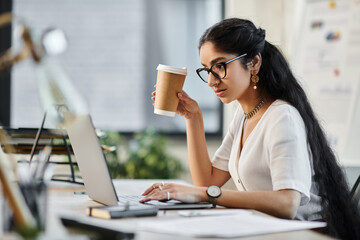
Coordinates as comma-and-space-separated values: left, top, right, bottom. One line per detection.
212, 63, 226, 79
198, 69, 209, 83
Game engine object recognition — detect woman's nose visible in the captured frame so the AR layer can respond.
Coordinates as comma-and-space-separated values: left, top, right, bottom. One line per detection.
207, 73, 219, 87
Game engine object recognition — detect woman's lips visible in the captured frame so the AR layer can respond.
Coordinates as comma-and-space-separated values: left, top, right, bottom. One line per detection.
215, 89, 226, 97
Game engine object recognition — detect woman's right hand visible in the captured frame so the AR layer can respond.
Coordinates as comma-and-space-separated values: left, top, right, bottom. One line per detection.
176, 91, 201, 119
151, 88, 201, 119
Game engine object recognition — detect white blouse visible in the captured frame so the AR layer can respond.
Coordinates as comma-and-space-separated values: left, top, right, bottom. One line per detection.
212, 100, 322, 220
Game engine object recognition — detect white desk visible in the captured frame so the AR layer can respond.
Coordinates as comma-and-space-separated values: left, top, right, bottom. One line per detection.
2, 179, 335, 240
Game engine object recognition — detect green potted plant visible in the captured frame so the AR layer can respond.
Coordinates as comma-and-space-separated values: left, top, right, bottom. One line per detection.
100, 127, 183, 179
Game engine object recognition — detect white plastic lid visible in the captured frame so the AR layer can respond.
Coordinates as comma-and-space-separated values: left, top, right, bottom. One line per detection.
154, 109, 176, 117
157, 64, 187, 75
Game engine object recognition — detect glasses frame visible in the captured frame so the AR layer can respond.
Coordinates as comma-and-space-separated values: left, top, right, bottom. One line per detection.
196, 53, 247, 83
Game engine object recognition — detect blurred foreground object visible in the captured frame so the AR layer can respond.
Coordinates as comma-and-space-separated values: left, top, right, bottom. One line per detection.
0, 128, 37, 234
0, 12, 88, 127
0, 12, 12, 27
0, 12, 89, 236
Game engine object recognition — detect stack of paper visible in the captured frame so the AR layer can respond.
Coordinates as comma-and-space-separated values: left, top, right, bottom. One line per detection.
138, 210, 326, 238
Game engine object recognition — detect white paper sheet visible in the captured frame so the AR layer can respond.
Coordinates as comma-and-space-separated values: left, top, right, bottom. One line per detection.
177, 209, 252, 217
138, 211, 326, 238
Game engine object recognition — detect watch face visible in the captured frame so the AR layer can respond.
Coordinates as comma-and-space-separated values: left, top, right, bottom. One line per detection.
207, 185, 221, 198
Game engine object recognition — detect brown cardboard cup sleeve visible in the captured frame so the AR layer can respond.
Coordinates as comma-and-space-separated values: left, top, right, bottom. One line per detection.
154, 64, 187, 117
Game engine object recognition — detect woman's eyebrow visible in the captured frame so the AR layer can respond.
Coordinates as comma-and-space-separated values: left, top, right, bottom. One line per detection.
201, 57, 226, 68
210, 57, 226, 65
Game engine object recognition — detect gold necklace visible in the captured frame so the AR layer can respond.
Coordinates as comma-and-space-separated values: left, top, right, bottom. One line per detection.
244, 98, 266, 119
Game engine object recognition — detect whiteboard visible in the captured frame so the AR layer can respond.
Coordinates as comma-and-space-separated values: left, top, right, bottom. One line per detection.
293, 0, 360, 166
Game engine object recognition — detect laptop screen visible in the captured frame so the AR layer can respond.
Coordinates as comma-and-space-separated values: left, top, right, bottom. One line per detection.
65, 114, 119, 205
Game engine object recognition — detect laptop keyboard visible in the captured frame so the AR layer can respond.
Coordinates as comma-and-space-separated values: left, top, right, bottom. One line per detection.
117, 195, 181, 206
117, 195, 143, 205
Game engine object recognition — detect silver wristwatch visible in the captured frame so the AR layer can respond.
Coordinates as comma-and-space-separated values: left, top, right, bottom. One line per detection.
206, 185, 222, 207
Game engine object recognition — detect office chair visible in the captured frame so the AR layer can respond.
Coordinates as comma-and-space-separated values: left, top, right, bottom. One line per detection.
350, 174, 360, 209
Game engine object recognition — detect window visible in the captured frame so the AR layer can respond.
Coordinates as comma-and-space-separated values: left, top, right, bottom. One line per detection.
10, 0, 223, 134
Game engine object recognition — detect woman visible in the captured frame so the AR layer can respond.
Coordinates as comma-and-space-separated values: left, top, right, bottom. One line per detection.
141, 18, 360, 239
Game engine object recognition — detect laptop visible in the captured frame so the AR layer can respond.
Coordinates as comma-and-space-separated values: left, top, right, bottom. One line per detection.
64, 114, 213, 210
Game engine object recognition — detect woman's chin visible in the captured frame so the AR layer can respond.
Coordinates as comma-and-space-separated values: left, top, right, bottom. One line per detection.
219, 97, 232, 104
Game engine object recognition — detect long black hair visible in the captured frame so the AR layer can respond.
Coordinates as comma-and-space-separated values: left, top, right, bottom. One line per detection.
199, 18, 360, 240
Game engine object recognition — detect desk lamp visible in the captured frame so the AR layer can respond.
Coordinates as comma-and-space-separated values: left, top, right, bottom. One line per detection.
0, 13, 92, 234
0, 13, 88, 127
0, 13, 89, 183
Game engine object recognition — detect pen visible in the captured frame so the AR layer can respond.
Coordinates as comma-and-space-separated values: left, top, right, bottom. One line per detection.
32, 146, 51, 181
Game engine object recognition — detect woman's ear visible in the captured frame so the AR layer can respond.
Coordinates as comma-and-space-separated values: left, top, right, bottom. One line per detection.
250, 53, 262, 74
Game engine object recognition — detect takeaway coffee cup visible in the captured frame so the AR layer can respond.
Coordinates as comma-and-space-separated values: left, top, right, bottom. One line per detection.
154, 64, 187, 117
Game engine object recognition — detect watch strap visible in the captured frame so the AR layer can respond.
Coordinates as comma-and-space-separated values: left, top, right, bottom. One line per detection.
208, 196, 217, 207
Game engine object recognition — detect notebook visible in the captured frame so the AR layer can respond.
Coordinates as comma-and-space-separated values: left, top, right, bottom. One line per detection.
64, 114, 212, 210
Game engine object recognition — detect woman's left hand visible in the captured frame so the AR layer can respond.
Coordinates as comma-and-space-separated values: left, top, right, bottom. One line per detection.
140, 182, 208, 204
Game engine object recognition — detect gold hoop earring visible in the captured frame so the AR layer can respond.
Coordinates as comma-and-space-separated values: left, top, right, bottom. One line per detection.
251, 72, 259, 90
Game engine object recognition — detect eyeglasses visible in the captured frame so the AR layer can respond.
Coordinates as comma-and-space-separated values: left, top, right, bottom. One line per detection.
196, 53, 247, 83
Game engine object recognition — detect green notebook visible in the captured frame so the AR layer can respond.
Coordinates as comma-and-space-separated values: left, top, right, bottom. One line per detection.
87, 204, 158, 219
